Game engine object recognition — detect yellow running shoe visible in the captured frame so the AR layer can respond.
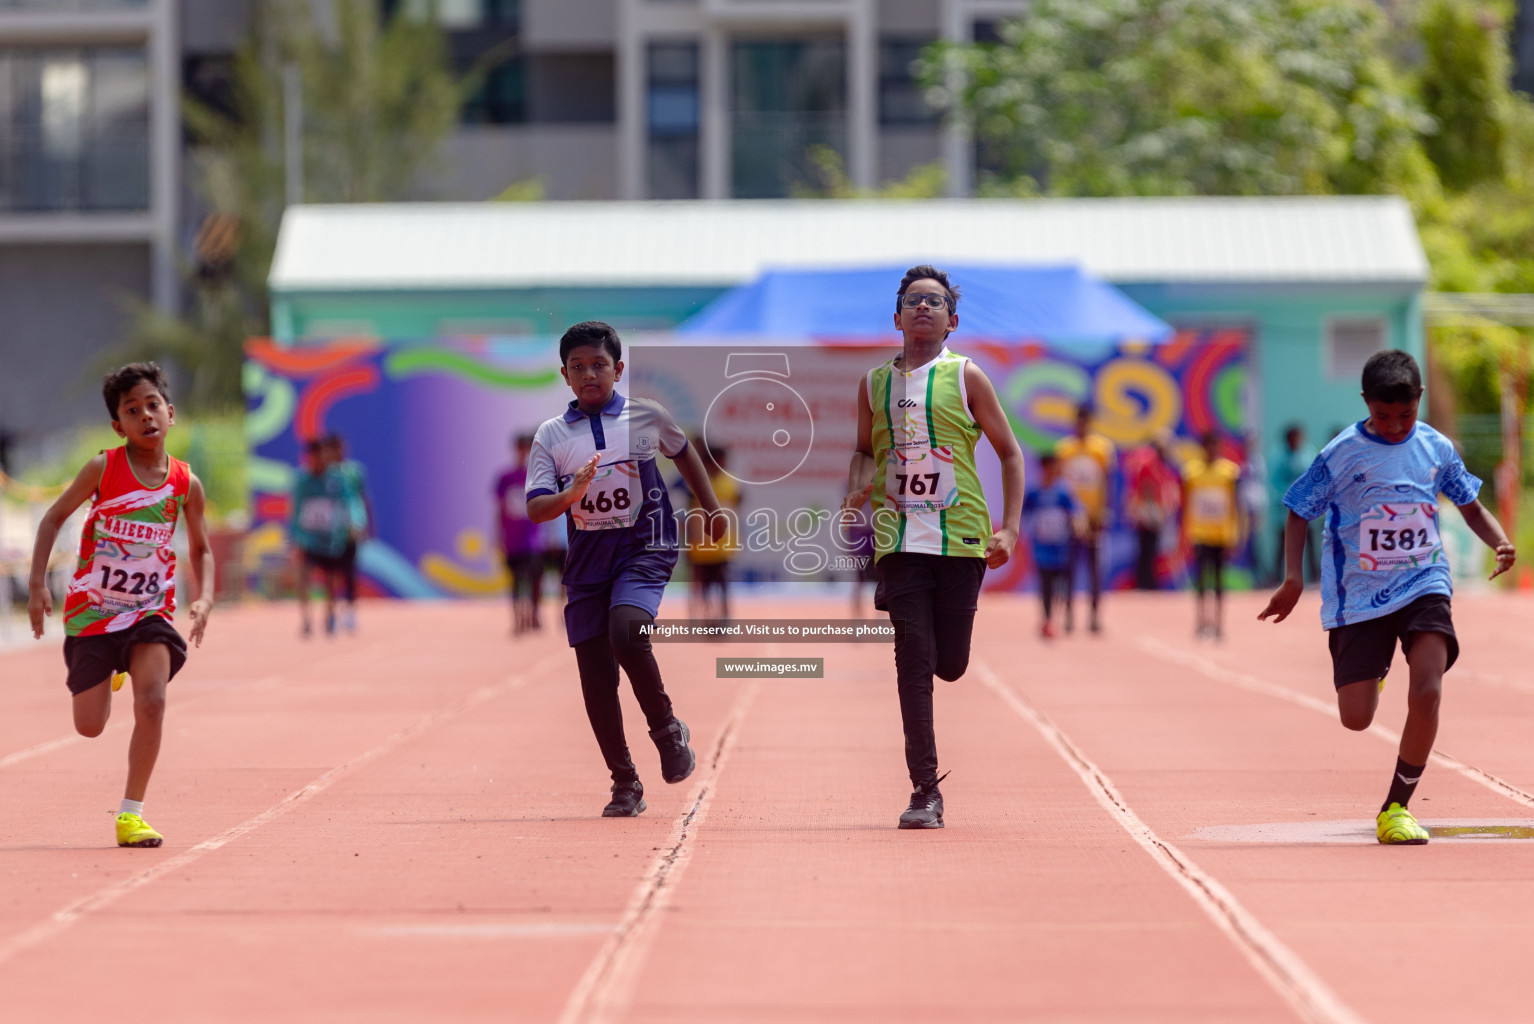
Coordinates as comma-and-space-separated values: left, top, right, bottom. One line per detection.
115, 812, 163, 848
111, 672, 128, 692
1376, 803, 1429, 845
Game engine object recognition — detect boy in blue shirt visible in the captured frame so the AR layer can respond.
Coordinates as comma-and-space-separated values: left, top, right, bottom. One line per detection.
289, 439, 365, 638
1023, 453, 1080, 639
526, 322, 727, 817
1260, 351, 1515, 844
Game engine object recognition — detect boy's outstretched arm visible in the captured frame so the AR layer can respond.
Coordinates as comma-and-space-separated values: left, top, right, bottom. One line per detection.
527, 453, 599, 524
966, 362, 1024, 569
1258, 510, 1311, 623
672, 443, 727, 540
183, 474, 216, 647
27, 454, 107, 638
1457, 499, 1517, 580
843, 376, 876, 513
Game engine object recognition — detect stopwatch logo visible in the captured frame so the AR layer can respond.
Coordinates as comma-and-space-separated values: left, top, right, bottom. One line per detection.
702, 352, 815, 486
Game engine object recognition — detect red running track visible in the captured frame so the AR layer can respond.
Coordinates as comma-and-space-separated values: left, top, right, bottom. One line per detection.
4, 589, 1534, 1022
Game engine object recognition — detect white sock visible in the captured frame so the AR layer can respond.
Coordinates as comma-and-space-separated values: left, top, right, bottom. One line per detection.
120, 799, 144, 817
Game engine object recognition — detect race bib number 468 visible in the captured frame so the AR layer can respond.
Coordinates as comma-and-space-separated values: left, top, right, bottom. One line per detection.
571, 463, 643, 531
1358, 503, 1443, 571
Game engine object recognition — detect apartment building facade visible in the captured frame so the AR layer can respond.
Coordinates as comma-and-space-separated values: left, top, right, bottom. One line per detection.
409, 0, 1027, 202
0, 0, 181, 448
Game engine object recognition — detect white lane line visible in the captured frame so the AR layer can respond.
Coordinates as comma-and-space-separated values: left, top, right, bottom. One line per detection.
0, 676, 287, 770
0, 734, 83, 769
368, 922, 618, 939
557, 681, 760, 1024
0, 652, 565, 970
1138, 636, 1534, 811
975, 658, 1366, 1024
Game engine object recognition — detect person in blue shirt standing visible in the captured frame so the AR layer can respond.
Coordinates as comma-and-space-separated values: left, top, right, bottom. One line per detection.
1023, 453, 1080, 639
1270, 423, 1320, 585
1260, 351, 1516, 845
526, 321, 728, 818
289, 439, 364, 638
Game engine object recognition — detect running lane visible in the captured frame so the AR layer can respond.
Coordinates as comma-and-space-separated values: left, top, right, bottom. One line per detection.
5, 592, 1534, 1021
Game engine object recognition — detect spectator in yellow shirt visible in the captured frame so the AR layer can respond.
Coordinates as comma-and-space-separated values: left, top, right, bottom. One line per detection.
1054, 402, 1116, 634
685, 443, 741, 623
1183, 430, 1242, 641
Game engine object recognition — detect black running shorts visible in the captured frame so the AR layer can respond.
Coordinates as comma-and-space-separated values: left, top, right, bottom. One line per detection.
62, 615, 187, 696
1326, 593, 1458, 689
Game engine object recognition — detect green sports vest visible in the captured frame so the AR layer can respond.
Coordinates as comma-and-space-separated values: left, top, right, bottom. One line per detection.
868, 347, 991, 561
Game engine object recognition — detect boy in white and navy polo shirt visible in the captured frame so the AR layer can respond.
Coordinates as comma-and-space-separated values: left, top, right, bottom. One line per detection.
526, 321, 727, 817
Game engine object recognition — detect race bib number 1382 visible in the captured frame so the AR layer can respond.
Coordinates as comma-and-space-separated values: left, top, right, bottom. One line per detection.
1358, 503, 1443, 571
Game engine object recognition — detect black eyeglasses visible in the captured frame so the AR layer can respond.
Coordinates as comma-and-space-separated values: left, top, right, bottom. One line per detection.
901, 293, 951, 310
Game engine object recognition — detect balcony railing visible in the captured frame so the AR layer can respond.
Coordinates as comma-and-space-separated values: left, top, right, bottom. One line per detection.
0, 1, 149, 11
0, 125, 149, 211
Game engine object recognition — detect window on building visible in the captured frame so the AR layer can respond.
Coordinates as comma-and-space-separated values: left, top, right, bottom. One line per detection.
731, 38, 846, 198
462, 59, 526, 124
382, 0, 519, 28
879, 38, 938, 126
1325, 317, 1387, 381
0, 47, 149, 212
972, 19, 1004, 44
648, 41, 699, 199
0, 1, 148, 9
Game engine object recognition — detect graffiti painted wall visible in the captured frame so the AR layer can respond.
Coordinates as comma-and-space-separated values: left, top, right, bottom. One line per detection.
245, 330, 1249, 597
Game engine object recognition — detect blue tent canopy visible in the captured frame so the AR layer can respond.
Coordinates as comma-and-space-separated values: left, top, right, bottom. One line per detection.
678, 263, 1172, 344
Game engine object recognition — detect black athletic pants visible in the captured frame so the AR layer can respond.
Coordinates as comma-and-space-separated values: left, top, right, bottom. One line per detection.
340, 539, 359, 603
1039, 568, 1069, 621
1067, 532, 1101, 621
1193, 544, 1227, 596
1135, 527, 1159, 590
572, 604, 674, 783
878, 553, 986, 790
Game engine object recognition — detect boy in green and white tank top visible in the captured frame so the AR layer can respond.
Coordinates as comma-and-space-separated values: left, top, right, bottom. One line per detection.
843, 266, 1025, 830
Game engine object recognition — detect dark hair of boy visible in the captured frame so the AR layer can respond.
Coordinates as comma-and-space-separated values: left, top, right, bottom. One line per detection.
515, 432, 535, 448
305, 438, 326, 457
559, 321, 622, 364
1361, 350, 1423, 404
895, 265, 961, 312
102, 362, 171, 419
1039, 452, 1058, 469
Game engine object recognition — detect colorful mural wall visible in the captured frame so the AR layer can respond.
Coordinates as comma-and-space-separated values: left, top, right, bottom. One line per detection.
245, 330, 1250, 597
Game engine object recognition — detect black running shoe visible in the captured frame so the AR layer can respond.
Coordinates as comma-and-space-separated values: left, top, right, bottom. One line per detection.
602, 779, 646, 817
650, 718, 697, 784
898, 773, 948, 829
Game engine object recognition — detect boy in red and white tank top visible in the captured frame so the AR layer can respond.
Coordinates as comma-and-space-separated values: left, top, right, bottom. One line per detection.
28, 363, 215, 849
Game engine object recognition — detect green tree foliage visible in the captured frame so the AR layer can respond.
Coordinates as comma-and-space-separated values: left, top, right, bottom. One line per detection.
1418, 0, 1510, 192
919, 0, 1432, 197
115, 0, 461, 411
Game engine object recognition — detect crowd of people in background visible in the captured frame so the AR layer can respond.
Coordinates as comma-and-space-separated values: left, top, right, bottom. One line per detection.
1023, 401, 1325, 641
288, 433, 371, 638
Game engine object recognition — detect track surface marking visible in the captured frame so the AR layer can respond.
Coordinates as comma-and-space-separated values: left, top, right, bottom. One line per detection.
2, 592, 1534, 1021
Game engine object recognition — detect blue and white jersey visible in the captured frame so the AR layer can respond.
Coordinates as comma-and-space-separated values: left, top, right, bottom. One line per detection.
526, 392, 689, 585
1283, 421, 1481, 629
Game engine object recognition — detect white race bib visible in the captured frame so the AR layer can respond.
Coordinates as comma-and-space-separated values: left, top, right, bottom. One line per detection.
1190, 486, 1232, 527
885, 446, 959, 514
298, 496, 338, 533
91, 551, 168, 613
1031, 506, 1072, 546
571, 463, 644, 531
1358, 503, 1443, 571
